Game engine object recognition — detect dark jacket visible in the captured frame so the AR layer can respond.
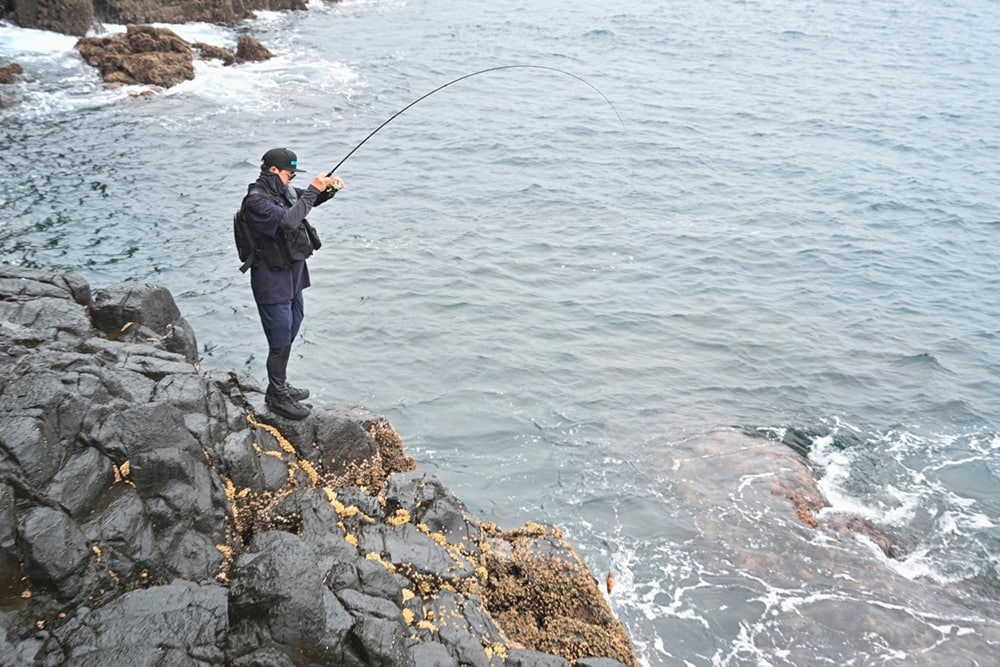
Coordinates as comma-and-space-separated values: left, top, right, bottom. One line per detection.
244, 171, 335, 305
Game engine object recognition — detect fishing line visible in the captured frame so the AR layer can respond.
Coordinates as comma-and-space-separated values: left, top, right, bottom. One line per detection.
326, 64, 625, 177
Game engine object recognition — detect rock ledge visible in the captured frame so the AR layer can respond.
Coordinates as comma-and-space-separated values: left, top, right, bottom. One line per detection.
0, 265, 636, 667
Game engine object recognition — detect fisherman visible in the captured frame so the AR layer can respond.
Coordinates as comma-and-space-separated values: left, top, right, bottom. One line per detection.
241, 147, 344, 420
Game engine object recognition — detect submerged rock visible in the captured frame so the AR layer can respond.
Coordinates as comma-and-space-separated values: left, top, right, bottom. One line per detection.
0, 264, 636, 667
0, 64, 25, 85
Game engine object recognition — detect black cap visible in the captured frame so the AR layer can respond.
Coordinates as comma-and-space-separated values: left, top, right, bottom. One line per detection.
261, 147, 304, 173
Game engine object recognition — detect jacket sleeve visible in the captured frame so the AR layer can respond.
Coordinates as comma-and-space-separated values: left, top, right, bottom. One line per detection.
313, 186, 337, 207
245, 187, 321, 238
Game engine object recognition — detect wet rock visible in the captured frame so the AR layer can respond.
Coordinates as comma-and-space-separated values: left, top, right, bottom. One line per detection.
417, 590, 506, 667
575, 659, 627, 667
349, 614, 414, 667
44, 446, 115, 521
228, 531, 357, 664
13, 0, 94, 36
193, 41, 235, 66
479, 522, 636, 666
19, 507, 90, 601
409, 640, 457, 667
89, 279, 198, 362
48, 580, 227, 662
0, 264, 638, 667
97, 0, 255, 25
5, 0, 314, 37
312, 406, 379, 474
385, 471, 481, 550
235, 34, 274, 64
0, 63, 25, 84
75, 24, 195, 88
360, 522, 476, 580
506, 649, 569, 667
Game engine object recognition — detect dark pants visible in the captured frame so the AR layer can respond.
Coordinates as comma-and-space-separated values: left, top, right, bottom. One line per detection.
257, 292, 304, 396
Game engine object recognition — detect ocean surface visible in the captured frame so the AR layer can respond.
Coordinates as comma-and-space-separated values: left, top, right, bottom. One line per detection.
2, 0, 1000, 664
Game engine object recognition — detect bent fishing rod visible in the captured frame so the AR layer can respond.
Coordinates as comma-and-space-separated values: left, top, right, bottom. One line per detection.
325, 64, 624, 179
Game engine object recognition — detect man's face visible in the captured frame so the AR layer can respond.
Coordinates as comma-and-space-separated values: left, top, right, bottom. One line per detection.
270, 166, 296, 186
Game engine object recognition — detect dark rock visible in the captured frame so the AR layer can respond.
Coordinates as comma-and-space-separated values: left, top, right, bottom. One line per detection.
89, 279, 198, 362
385, 471, 481, 551
221, 431, 267, 493
506, 649, 569, 667
49, 580, 227, 662
333, 485, 383, 520
44, 446, 116, 521
349, 615, 414, 667
235, 34, 274, 64
575, 659, 627, 667
0, 483, 23, 600
81, 483, 157, 581
313, 407, 379, 474
5, 0, 316, 36
0, 63, 25, 84
1, 413, 65, 489
0, 295, 92, 344
0, 266, 90, 306
418, 591, 506, 667
356, 557, 403, 605
14, 0, 94, 36
0, 265, 639, 667
19, 507, 90, 601
229, 531, 353, 661
266, 489, 356, 558
360, 522, 476, 580
410, 641, 458, 667
96, 0, 254, 25
336, 587, 404, 622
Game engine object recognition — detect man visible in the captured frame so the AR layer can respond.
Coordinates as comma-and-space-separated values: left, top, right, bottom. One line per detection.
241, 147, 345, 420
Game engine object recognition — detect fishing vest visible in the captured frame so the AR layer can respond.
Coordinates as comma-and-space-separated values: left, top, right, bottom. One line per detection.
234, 187, 321, 273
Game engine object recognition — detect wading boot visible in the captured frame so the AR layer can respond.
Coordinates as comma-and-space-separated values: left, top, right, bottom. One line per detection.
265, 389, 311, 421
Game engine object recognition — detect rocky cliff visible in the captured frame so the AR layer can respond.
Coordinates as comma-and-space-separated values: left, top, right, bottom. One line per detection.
7, 0, 312, 36
0, 265, 637, 667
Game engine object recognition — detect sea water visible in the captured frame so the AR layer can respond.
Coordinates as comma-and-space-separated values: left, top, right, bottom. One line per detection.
2, 0, 999, 664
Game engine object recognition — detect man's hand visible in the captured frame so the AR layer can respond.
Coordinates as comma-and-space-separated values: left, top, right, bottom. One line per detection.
310, 173, 345, 192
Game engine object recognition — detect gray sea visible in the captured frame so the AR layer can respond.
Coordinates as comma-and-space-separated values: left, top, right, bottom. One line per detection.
2, 0, 999, 664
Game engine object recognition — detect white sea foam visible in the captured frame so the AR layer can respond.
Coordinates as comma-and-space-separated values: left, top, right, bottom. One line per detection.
0, 22, 77, 54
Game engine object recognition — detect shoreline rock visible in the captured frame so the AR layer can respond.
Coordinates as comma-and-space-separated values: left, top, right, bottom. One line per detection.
0, 264, 637, 666
74, 24, 273, 89
0, 64, 25, 85
8, 0, 314, 37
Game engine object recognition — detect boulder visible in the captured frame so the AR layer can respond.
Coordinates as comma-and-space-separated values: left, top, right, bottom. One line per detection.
0, 63, 25, 84
75, 24, 195, 88
193, 41, 236, 66
235, 34, 274, 63
89, 278, 198, 361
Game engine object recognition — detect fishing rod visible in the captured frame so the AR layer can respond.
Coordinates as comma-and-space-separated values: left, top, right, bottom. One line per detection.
326, 64, 624, 179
